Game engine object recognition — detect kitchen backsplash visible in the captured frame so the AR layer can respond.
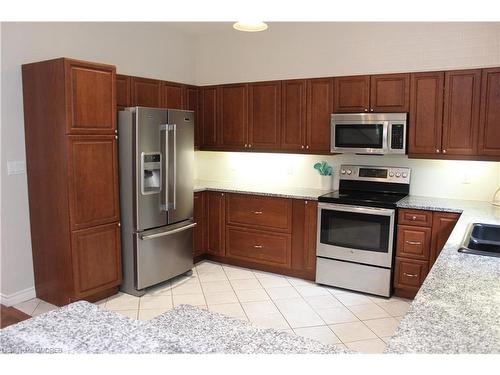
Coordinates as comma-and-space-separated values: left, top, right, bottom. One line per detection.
195, 151, 500, 202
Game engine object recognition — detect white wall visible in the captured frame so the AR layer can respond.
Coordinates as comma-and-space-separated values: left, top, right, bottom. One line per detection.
0, 22, 196, 303
195, 152, 500, 202
195, 22, 500, 84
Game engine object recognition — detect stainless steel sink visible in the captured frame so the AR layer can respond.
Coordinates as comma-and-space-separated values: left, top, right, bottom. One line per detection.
459, 223, 500, 257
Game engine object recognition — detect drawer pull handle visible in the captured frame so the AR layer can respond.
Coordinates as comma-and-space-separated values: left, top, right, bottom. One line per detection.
403, 272, 418, 278
253, 245, 263, 249
405, 240, 422, 245
252, 211, 263, 215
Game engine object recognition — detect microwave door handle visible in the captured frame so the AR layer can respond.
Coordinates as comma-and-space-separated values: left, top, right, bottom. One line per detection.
383, 121, 389, 151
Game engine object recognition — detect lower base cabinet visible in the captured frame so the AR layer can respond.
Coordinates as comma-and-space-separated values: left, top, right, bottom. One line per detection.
193, 191, 318, 280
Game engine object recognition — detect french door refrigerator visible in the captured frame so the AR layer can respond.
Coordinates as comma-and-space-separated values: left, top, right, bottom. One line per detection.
118, 107, 195, 296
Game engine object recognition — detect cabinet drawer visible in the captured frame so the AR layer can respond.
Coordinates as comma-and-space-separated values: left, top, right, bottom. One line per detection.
398, 209, 433, 227
226, 194, 292, 232
394, 257, 429, 290
396, 225, 431, 260
226, 226, 291, 268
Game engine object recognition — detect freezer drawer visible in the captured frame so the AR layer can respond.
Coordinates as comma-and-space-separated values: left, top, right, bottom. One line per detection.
316, 257, 391, 297
135, 220, 195, 290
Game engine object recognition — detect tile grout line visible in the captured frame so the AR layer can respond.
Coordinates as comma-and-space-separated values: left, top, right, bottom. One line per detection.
219, 263, 250, 321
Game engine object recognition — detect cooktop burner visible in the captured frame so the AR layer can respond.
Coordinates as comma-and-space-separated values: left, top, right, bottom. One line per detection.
318, 164, 411, 208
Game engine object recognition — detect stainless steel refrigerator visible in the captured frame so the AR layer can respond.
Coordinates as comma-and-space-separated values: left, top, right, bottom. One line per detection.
118, 107, 195, 296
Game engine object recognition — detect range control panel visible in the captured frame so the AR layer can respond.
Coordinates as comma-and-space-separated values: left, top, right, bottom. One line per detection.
339, 165, 411, 184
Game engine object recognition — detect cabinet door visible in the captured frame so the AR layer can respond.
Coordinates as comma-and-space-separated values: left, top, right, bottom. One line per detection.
442, 69, 481, 155
281, 79, 307, 151
478, 68, 500, 156
248, 81, 282, 150
394, 257, 429, 294
408, 72, 444, 155
65, 60, 116, 134
206, 192, 225, 256
396, 225, 431, 261
430, 212, 460, 267
116, 74, 131, 110
162, 82, 185, 109
193, 192, 206, 257
333, 75, 370, 113
291, 200, 317, 279
306, 78, 333, 152
186, 86, 200, 148
67, 136, 120, 231
370, 73, 410, 112
71, 222, 121, 299
200, 86, 218, 148
131, 77, 161, 107
219, 84, 248, 149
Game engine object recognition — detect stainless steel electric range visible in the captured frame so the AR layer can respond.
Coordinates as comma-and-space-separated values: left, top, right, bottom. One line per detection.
316, 165, 411, 297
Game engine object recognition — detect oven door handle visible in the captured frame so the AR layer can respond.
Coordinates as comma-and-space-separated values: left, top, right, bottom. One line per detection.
318, 202, 395, 216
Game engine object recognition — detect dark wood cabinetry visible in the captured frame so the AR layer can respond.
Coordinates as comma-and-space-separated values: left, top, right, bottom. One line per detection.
248, 81, 282, 150
193, 192, 205, 259
334, 73, 409, 113
206, 191, 226, 256
219, 83, 248, 149
395, 208, 459, 298
281, 79, 307, 151
116, 74, 131, 110
186, 86, 200, 148
22, 58, 121, 306
478, 67, 500, 156
162, 81, 185, 109
306, 78, 333, 152
408, 72, 444, 155
442, 69, 481, 156
200, 86, 219, 148
291, 200, 317, 280
131, 76, 161, 107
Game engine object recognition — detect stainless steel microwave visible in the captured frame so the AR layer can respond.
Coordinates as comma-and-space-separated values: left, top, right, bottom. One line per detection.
331, 113, 407, 154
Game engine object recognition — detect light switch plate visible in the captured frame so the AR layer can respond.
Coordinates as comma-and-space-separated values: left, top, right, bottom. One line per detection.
7, 161, 26, 175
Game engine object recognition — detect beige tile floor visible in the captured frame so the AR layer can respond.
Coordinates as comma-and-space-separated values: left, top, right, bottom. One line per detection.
13, 260, 411, 354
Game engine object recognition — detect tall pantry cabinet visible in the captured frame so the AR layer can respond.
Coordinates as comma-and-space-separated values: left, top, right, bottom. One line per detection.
22, 58, 122, 306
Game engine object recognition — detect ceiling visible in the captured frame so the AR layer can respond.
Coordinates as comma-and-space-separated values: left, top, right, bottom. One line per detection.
165, 22, 234, 37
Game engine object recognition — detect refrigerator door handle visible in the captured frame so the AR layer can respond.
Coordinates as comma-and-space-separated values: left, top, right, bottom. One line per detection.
159, 124, 170, 211
139, 222, 197, 240
172, 124, 177, 210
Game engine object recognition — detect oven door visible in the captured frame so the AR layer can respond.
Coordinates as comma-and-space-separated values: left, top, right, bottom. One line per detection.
331, 121, 388, 154
317, 203, 395, 268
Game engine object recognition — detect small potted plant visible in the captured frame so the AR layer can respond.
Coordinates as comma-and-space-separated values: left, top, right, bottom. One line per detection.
314, 161, 333, 190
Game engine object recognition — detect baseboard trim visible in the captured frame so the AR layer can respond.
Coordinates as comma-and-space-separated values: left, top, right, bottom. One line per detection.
0, 287, 36, 307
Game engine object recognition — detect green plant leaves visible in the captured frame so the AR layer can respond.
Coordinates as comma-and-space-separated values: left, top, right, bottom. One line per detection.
313, 161, 333, 176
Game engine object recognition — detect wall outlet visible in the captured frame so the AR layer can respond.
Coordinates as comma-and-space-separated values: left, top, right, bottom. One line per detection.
7, 161, 26, 175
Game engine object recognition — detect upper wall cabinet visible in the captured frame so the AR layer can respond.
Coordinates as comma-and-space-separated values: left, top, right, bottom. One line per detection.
186, 86, 200, 148
478, 67, 500, 156
248, 81, 282, 150
116, 74, 131, 110
408, 72, 444, 155
306, 78, 333, 152
66, 60, 116, 134
333, 73, 409, 113
131, 76, 161, 107
442, 69, 481, 156
162, 81, 185, 109
200, 86, 218, 149
281, 79, 307, 151
218, 83, 248, 149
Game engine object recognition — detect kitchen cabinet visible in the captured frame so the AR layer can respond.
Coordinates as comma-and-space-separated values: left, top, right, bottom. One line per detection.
186, 86, 200, 149
218, 83, 248, 149
333, 73, 409, 113
306, 78, 333, 152
395, 208, 459, 298
478, 67, 500, 156
116, 74, 131, 110
248, 81, 282, 150
22, 58, 121, 306
281, 79, 307, 151
442, 69, 481, 156
131, 76, 161, 107
193, 191, 205, 259
291, 200, 317, 280
408, 72, 444, 156
162, 81, 185, 109
206, 191, 226, 256
200, 86, 219, 149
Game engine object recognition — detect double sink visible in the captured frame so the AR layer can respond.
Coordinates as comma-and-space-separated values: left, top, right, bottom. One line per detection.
459, 223, 500, 258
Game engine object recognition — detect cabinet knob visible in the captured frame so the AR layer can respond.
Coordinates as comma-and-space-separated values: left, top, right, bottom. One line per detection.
306, 145, 309, 149
117, 222, 121, 227
305, 201, 308, 205
248, 144, 252, 148
370, 108, 374, 112
115, 135, 118, 140
301, 145, 305, 149
115, 130, 118, 134
443, 149, 447, 154
244, 144, 248, 148
221, 193, 224, 196
364, 108, 368, 112
411, 216, 417, 220
436, 149, 440, 153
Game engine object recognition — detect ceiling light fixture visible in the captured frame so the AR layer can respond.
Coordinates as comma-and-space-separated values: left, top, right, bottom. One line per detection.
233, 21, 268, 32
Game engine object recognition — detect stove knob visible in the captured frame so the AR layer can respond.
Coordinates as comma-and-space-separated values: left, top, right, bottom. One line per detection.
402, 172, 408, 178
341, 169, 346, 174
395, 172, 401, 177
346, 169, 352, 175
389, 172, 394, 177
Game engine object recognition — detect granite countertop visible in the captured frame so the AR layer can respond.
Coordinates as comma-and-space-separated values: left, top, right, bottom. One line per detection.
194, 179, 331, 201
387, 195, 500, 354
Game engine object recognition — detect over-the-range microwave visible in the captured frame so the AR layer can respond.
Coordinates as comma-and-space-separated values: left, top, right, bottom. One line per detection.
331, 113, 407, 155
